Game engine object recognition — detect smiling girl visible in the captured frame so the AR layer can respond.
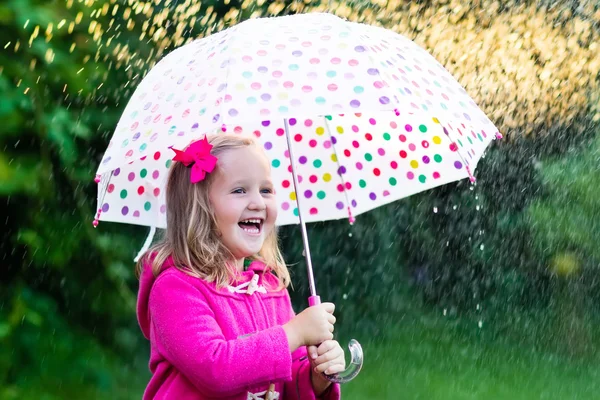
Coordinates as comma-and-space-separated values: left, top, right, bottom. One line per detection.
136, 135, 344, 399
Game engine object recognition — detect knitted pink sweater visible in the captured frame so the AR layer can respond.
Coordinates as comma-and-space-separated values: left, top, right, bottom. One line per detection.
137, 257, 341, 399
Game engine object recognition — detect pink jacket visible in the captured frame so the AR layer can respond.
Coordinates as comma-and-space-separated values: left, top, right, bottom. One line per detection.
137, 256, 341, 399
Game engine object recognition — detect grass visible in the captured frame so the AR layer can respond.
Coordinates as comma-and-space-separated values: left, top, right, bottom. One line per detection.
4, 306, 599, 399
342, 311, 600, 399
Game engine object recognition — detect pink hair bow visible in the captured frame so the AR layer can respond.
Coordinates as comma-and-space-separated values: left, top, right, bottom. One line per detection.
171, 136, 218, 183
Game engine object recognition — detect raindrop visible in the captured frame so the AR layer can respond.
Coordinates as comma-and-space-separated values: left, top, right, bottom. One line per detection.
480, 244, 484, 251
433, 206, 438, 213
443, 308, 447, 316
342, 293, 348, 300
452, 205, 457, 210
476, 205, 480, 211
478, 320, 483, 328
348, 232, 353, 237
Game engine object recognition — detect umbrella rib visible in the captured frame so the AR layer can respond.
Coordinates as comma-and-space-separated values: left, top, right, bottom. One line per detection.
323, 116, 355, 224
94, 171, 114, 226
218, 26, 239, 133
283, 118, 318, 299
437, 117, 478, 183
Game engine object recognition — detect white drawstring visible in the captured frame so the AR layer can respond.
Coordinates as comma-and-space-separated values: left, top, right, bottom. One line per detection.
247, 389, 280, 400
228, 274, 266, 295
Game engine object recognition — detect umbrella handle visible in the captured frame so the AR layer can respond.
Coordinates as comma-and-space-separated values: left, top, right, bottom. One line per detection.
308, 296, 364, 384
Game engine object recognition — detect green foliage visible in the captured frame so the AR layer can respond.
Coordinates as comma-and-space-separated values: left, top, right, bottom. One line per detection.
0, 0, 154, 395
528, 135, 600, 267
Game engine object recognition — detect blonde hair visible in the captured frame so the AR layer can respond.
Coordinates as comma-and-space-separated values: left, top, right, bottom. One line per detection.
136, 134, 290, 290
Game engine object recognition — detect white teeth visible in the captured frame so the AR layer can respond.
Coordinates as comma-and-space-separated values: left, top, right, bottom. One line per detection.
240, 219, 262, 224
239, 218, 262, 235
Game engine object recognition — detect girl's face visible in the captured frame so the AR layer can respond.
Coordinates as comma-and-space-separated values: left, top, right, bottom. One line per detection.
208, 146, 277, 269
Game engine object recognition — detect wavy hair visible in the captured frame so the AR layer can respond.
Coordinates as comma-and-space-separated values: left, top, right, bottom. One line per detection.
136, 134, 290, 290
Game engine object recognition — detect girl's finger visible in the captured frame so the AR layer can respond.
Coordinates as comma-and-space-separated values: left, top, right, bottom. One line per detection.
321, 302, 335, 314
314, 349, 335, 365
315, 346, 343, 365
327, 314, 336, 325
324, 362, 346, 375
307, 345, 318, 360
314, 360, 334, 374
314, 355, 345, 374
317, 340, 336, 355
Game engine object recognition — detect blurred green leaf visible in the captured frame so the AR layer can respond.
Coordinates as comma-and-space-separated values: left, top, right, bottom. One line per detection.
528, 135, 600, 265
0, 153, 39, 195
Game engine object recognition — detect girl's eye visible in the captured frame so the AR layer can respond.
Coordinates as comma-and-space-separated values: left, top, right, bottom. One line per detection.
261, 188, 273, 194
232, 188, 245, 194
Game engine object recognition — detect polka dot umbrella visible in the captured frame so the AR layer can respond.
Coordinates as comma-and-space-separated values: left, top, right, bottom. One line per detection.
94, 12, 501, 383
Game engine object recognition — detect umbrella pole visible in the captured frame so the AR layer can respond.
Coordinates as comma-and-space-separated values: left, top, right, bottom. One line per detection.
283, 118, 320, 306
282, 118, 364, 384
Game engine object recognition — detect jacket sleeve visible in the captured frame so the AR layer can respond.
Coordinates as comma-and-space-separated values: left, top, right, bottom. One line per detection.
148, 273, 293, 397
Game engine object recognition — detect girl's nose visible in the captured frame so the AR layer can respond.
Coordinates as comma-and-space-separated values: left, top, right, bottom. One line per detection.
248, 191, 266, 210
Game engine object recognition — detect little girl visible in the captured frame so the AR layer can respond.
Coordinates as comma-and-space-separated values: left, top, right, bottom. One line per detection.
136, 134, 345, 399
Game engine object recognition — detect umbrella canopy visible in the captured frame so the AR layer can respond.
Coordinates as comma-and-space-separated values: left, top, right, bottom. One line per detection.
94, 12, 500, 228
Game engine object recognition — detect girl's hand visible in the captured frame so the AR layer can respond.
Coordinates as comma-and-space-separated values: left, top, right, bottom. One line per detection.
308, 340, 346, 395
283, 303, 335, 352
309, 340, 346, 375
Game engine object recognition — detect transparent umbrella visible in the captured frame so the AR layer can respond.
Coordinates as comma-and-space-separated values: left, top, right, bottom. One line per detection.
94, 12, 501, 383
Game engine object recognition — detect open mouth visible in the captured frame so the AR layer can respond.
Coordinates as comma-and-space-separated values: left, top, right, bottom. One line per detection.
238, 218, 263, 235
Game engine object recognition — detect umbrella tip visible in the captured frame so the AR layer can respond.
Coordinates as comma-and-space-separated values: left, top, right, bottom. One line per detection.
347, 206, 355, 225
465, 166, 476, 183
94, 174, 101, 183
93, 208, 102, 228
